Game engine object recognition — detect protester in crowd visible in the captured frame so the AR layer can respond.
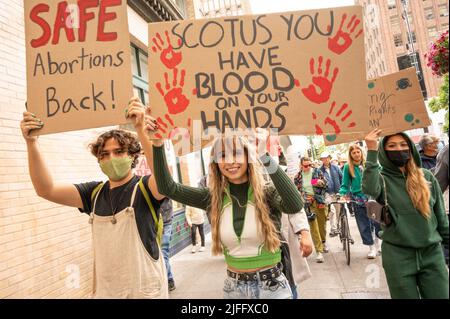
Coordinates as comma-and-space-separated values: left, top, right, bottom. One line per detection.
319, 152, 343, 238
152, 129, 304, 299
185, 205, 206, 253
339, 143, 381, 259
159, 197, 176, 291
418, 134, 440, 171
363, 129, 449, 299
20, 98, 168, 298
294, 157, 329, 263
434, 144, 449, 193
434, 144, 449, 266
280, 209, 313, 299
330, 157, 339, 167
338, 156, 348, 171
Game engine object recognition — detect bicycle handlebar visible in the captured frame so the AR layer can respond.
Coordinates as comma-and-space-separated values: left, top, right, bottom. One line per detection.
329, 200, 358, 205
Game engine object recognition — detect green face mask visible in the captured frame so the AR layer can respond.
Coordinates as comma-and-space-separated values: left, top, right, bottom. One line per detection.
99, 157, 133, 181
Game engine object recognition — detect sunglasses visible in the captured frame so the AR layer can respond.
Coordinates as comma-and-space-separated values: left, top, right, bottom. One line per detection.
302, 164, 312, 168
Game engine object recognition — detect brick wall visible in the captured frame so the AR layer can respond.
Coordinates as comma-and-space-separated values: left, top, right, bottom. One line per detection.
0, 0, 114, 298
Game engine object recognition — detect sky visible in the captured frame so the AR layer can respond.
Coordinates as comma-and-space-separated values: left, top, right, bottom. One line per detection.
249, 0, 356, 14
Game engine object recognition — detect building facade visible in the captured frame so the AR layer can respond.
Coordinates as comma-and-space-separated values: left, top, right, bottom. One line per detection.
357, 0, 449, 98
184, 0, 252, 19
0, 0, 191, 298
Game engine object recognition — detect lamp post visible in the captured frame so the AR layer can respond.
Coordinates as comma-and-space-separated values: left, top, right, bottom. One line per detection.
400, 0, 421, 79
401, 0, 429, 132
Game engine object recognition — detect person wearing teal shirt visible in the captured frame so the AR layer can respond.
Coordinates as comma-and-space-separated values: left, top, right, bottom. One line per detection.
339, 143, 381, 259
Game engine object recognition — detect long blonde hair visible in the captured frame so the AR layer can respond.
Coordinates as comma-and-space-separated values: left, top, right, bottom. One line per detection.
208, 136, 280, 255
348, 143, 365, 178
405, 157, 431, 219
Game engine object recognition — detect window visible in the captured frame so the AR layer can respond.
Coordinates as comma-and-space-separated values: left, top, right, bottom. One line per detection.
428, 26, 438, 38
439, 4, 449, 17
130, 44, 149, 105
442, 23, 449, 31
388, 0, 396, 9
163, 141, 183, 212
390, 15, 400, 28
424, 7, 434, 20
394, 33, 403, 47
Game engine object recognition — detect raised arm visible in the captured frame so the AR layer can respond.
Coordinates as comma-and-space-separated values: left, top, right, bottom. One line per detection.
152, 142, 210, 210
127, 97, 164, 200
261, 153, 303, 214
361, 129, 383, 199
21, 111, 83, 208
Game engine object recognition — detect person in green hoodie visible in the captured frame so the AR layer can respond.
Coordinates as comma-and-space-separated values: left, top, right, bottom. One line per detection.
363, 129, 449, 299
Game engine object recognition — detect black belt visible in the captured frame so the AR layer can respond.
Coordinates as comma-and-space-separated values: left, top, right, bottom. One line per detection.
227, 263, 282, 282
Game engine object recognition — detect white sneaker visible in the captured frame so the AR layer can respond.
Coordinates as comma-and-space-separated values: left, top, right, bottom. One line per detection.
367, 245, 377, 259
191, 246, 197, 253
199, 246, 205, 252
322, 242, 329, 253
316, 252, 324, 263
375, 237, 382, 255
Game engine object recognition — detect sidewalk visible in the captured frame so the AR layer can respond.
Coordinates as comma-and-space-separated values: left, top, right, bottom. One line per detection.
168, 215, 390, 299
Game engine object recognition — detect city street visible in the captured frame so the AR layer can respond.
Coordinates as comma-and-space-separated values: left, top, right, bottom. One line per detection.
169, 214, 390, 299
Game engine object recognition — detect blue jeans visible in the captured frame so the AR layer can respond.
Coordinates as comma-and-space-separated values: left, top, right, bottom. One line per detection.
291, 284, 298, 299
162, 222, 173, 281
353, 203, 382, 246
223, 273, 292, 299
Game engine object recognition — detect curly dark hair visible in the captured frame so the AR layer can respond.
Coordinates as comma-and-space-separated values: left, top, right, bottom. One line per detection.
89, 129, 142, 168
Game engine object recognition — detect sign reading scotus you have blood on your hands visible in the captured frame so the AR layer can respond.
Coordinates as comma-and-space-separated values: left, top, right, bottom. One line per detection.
148, 5, 369, 151
24, 0, 133, 135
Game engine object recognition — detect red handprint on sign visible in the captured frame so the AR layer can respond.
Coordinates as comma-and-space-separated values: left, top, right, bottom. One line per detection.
151, 31, 182, 69
154, 114, 192, 142
155, 68, 190, 115
301, 56, 339, 104
328, 13, 363, 55
312, 101, 356, 142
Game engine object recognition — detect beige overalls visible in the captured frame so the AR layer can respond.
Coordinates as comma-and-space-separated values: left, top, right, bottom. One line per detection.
90, 182, 168, 298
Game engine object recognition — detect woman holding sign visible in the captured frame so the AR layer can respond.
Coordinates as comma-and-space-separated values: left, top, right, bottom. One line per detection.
151, 127, 311, 299
362, 129, 448, 299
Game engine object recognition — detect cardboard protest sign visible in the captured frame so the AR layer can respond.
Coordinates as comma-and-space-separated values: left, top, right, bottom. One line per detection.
324, 67, 431, 145
148, 6, 367, 154
24, 0, 132, 135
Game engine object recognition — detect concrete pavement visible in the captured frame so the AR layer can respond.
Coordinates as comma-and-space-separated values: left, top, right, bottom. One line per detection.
168, 214, 390, 299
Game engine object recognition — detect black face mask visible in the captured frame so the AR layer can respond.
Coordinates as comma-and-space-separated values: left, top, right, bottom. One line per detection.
386, 150, 411, 167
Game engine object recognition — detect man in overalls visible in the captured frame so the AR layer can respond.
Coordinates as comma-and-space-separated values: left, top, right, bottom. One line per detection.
20, 98, 168, 298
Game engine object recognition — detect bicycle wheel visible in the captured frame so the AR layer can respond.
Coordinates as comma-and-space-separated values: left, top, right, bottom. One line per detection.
342, 215, 351, 265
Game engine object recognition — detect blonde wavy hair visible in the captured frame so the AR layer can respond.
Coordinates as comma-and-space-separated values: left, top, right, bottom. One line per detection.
208, 136, 280, 255
404, 159, 431, 219
348, 143, 365, 178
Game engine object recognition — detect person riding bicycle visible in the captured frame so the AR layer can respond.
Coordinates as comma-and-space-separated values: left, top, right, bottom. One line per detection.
339, 143, 381, 259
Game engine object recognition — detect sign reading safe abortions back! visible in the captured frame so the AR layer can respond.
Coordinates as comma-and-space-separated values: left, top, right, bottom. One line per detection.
24, 0, 132, 135
323, 68, 431, 146
148, 5, 367, 148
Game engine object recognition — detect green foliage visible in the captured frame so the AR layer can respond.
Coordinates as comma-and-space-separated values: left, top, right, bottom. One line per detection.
429, 74, 449, 132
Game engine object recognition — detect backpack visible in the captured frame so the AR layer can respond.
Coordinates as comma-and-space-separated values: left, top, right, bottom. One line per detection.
90, 177, 163, 246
